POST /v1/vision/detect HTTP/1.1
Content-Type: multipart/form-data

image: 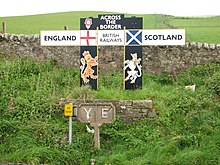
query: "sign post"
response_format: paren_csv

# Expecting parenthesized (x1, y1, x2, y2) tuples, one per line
(64, 103, 73, 145)
(90, 123, 102, 149)
(77, 103, 115, 149)
(124, 17, 143, 90)
(80, 18, 99, 90)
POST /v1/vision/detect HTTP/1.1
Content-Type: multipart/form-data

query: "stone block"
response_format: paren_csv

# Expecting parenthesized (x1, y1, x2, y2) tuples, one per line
(141, 109, 149, 113)
(209, 44, 216, 50)
(148, 109, 158, 118)
(119, 100, 133, 106)
(203, 43, 209, 49)
(133, 100, 153, 108)
(197, 42, 203, 49)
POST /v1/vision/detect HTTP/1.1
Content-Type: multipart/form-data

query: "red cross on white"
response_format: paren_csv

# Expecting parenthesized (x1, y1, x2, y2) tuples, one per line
(80, 30, 97, 46)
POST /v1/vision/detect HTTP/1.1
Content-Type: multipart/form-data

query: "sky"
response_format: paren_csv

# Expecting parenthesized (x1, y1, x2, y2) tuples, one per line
(0, 0, 220, 17)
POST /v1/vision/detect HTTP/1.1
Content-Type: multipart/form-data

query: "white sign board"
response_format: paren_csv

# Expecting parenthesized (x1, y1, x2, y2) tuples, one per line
(40, 30, 80, 46)
(98, 30, 124, 46)
(142, 29, 185, 45)
(41, 29, 185, 46)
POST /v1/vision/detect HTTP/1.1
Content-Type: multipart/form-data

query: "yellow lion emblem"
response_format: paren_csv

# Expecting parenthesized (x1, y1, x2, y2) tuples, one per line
(80, 51, 98, 83)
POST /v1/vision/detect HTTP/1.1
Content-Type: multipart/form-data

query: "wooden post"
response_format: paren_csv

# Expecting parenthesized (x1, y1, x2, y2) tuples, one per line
(90, 159, 95, 165)
(90, 123, 102, 149)
(2, 22, 6, 34)
(64, 26, 68, 30)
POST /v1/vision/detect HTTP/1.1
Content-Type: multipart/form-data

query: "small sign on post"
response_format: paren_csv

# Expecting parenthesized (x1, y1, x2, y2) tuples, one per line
(64, 103, 73, 145)
(64, 103, 73, 117)
(77, 103, 115, 149)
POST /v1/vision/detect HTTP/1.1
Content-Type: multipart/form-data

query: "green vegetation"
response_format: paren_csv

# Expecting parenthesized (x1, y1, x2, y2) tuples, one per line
(1, 55, 220, 164)
(1, 11, 220, 43)
(0, 12, 159, 34)
(169, 16, 220, 43)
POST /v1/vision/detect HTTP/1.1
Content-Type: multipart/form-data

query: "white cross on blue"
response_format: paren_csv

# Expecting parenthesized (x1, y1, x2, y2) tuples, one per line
(126, 30, 142, 45)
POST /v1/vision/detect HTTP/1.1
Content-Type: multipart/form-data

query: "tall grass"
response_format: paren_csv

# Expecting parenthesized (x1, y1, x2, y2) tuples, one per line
(0, 55, 220, 164)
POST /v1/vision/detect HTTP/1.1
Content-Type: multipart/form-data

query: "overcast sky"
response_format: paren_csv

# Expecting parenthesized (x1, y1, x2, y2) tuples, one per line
(1, 0, 220, 17)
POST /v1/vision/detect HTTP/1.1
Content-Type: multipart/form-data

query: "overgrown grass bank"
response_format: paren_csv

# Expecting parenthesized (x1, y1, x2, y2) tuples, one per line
(0, 56, 220, 164)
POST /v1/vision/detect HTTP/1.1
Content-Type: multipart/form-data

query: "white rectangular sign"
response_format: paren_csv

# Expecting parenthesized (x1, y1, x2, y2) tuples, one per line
(40, 30, 80, 46)
(98, 30, 124, 46)
(142, 29, 185, 45)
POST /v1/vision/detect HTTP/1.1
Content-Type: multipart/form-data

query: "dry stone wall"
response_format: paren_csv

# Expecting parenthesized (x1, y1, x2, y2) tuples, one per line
(1, 33, 220, 75)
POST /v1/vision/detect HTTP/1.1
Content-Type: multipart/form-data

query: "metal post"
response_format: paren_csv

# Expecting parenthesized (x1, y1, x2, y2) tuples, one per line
(69, 116, 72, 145)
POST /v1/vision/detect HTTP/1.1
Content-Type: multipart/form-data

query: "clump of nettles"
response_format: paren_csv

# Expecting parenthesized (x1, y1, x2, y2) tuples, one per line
(63, 85, 94, 103)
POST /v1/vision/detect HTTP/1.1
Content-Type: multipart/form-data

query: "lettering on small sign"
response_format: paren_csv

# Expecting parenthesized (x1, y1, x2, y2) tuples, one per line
(101, 108, 109, 118)
(84, 108, 92, 120)
(64, 103, 73, 117)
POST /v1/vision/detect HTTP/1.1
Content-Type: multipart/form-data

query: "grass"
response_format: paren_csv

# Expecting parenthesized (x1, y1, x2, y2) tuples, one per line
(169, 16, 220, 43)
(1, 55, 220, 164)
(0, 11, 158, 34)
(1, 11, 220, 43)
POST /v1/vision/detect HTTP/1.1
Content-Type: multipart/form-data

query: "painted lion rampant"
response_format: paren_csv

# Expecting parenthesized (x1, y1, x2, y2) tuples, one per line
(124, 53, 142, 84)
(80, 51, 98, 83)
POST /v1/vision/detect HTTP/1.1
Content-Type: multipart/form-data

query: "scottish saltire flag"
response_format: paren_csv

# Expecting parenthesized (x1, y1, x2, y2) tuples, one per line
(126, 30, 142, 45)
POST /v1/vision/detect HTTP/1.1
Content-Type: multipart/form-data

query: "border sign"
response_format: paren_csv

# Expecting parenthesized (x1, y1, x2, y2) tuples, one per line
(40, 13, 185, 91)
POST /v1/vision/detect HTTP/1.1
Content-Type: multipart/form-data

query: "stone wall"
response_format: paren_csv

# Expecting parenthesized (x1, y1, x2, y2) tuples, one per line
(1, 33, 220, 75)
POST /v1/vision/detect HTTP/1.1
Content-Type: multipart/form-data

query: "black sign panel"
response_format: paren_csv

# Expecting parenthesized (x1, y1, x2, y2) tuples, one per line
(124, 46, 142, 90)
(80, 46, 98, 90)
(98, 14, 125, 30)
(80, 17, 99, 30)
(124, 17, 143, 29)
(80, 17, 98, 90)
(79, 14, 143, 90)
